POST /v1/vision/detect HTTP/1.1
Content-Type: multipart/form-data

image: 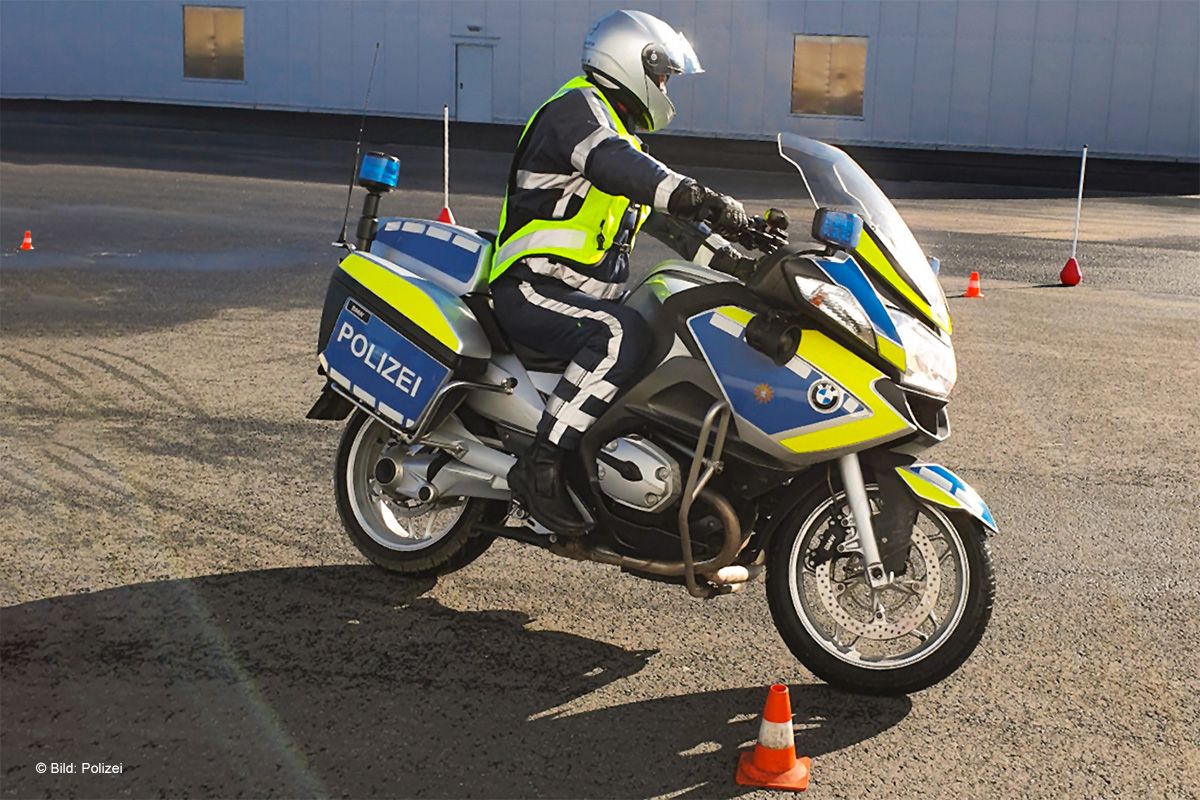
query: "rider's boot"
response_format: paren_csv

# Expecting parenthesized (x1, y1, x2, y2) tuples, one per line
(507, 438, 590, 535)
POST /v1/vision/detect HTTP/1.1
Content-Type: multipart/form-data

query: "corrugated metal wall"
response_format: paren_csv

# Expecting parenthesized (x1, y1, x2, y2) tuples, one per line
(2, 0, 1196, 160)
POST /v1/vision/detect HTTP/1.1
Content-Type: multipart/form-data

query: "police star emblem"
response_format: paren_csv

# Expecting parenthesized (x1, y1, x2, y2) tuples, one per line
(753, 383, 774, 404)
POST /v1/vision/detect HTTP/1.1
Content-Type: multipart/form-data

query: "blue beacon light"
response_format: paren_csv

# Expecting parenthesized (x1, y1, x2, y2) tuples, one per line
(354, 152, 401, 250)
(358, 151, 401, 191)
(814, 209, 864, 251)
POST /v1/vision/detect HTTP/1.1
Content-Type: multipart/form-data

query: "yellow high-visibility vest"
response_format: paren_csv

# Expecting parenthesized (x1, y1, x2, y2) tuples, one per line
(490, 76, 651, 282)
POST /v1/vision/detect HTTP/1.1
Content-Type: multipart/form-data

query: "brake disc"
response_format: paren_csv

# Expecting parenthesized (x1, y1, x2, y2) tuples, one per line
(814, 527, 942, 640)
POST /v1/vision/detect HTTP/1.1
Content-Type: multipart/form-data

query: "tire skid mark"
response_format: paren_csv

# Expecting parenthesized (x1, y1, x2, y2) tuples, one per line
(54, 441, 123, 474)
(50, 440, 134, 499)
(0, 452, 53, 501)
(18, 347, 88, 383)
(42, 427, 249, 538)
(62, 350, 197, 416)
(40, 429, 202, 561)
(0, 352, 89, 402)
(2, 450, 107, 521)
(93, 346, 196, 409)
(41, 447, 132, 502)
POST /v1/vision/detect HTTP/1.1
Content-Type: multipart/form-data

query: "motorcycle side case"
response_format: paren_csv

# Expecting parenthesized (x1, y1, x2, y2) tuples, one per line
(314, 249, 492, 428)
(318, 250, 491, 370)
(371, 217, 494, 296)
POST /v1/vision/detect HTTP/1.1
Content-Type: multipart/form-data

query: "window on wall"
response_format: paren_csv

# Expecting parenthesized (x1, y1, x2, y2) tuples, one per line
(183, 5, 244, 80)
(791, 35, 867, 117)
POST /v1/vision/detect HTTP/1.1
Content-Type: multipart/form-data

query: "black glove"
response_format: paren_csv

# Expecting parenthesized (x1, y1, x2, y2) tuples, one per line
(668, 180, 750, 236)
(667, 179, 708, 216)
(698, 193, 750, 236)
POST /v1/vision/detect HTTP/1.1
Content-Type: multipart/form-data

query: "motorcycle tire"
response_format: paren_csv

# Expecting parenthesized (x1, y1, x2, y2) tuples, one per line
(765, 487, 995, 696)
(334, 411, 508, 579)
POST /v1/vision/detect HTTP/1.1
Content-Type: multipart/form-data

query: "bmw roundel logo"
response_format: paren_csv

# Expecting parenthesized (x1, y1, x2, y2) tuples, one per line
(808, 380, 843, 413)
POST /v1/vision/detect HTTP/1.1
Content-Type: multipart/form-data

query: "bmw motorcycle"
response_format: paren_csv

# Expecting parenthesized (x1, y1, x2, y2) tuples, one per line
(307, 134, 997, 695)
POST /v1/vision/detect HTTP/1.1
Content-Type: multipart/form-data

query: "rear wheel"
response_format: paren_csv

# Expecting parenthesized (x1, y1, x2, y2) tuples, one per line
(334, 411, 507, 577)
(766, 486, 994, 695)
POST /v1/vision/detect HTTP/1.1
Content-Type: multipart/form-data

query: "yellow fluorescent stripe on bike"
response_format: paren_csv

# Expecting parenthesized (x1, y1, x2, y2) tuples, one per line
(896, 464, 998, 531)
(778, 330, 913, 454)
(897, 467, 960, 508)
(706, 308, 912, 454)
(876, 336, 907, 371)
(338, 252, 462, 352)
(716, 305, 755, 327)
(854, 231, 952, 335)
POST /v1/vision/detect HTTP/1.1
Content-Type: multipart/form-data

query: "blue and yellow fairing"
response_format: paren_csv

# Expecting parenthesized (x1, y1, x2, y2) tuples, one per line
(686, 306, 915, 460)
(853, 228, 952, 335)
(810, 253, 908, 372)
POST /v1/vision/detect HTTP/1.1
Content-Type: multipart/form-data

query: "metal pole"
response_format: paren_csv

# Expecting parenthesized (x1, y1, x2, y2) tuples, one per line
(1071, 144, 1088, 259)
(442, 104, 450, 211)
(335, 42, 380, 246)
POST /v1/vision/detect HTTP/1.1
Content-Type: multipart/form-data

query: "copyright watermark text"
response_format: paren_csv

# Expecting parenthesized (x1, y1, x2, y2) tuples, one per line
(35, 762, 124, 775)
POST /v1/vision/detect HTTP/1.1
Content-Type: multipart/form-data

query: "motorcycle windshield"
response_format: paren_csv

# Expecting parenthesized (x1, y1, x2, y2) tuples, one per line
(777, 133, 949, 330)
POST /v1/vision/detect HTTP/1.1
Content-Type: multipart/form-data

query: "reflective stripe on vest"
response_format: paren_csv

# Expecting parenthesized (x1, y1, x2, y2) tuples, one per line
(489, 76, 650, 283)
(492, 228, 589, 270)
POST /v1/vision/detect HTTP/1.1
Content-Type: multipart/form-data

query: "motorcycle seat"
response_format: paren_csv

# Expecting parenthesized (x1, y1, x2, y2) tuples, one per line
(510, 340, 571, 373)
(461, 292, 512, 355)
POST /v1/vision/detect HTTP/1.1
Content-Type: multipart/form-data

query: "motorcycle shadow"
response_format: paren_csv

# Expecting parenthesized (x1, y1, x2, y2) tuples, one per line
(2, 566, 910, 798)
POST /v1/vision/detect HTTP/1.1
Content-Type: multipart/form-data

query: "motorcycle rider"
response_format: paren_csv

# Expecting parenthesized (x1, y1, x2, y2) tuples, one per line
(490, 9, 756, 533)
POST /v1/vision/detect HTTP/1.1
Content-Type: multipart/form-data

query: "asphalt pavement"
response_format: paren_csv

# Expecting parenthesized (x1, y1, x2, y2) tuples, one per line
(2, 107, 1198, 799)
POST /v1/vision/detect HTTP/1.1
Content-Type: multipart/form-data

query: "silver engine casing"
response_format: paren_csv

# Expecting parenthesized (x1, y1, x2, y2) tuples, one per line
(597, 435, 681, 514)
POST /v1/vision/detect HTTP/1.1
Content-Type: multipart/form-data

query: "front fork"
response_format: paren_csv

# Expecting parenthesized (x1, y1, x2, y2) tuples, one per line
(837, 453, 893, 590)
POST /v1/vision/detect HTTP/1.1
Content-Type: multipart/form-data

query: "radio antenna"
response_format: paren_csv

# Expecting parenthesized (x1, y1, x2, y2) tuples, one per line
(335, 42, 381, 247)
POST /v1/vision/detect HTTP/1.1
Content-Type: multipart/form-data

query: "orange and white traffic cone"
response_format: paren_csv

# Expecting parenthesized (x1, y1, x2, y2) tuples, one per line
(963, 271, 983, 298)
(735, 684, 811, 792)
(19, 230, 34, 251)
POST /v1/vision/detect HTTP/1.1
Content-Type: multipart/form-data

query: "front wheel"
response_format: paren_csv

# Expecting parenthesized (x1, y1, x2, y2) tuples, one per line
(766, 486, 995, 695)
(334, 411, 508, 578)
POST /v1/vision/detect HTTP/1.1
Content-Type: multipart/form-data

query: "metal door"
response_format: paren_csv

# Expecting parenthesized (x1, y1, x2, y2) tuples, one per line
(455, 44, 493, 123)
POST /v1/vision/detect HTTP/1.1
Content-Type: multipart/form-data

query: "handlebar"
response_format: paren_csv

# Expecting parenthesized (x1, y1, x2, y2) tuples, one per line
(733, 209, 790, 254)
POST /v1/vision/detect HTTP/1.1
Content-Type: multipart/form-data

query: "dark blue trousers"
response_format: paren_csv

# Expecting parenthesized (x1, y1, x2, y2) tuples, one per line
(491, 272, 651, 449)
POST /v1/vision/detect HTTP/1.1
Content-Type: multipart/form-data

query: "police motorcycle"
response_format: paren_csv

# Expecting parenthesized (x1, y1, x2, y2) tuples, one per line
(307, 134, 997, 695)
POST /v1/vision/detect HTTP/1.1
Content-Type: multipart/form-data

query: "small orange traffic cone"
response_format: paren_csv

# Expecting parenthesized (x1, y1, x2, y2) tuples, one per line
(963, 271, 983, 298)
(735, 684, 811, 792)
(19, 230, 34, 251)
(436, 206, 457, 225)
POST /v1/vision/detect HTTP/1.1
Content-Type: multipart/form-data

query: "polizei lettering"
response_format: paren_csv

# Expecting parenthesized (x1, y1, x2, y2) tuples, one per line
(336, 321, 424, 397)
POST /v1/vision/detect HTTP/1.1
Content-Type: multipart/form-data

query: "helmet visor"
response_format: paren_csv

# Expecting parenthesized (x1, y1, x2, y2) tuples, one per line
(643, 30, 704, 77)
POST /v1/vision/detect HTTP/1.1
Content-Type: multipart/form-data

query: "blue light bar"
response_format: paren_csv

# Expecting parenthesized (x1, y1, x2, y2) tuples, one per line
(814, 208, 863, 250)
(358, 152, 401, 190)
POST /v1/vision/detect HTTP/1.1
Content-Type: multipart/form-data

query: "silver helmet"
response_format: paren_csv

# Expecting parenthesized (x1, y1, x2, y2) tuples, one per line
(582, 10, 703, 132)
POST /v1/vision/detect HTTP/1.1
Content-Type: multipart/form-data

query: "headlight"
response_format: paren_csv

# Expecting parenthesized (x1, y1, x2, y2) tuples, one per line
(889, 308, 956, 397)
(794, 276, 876, 348)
